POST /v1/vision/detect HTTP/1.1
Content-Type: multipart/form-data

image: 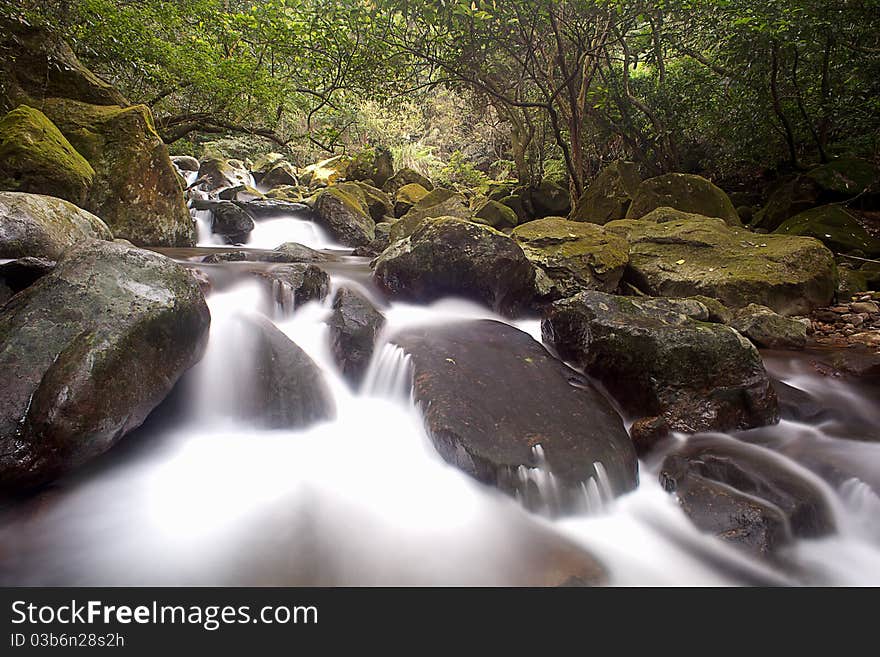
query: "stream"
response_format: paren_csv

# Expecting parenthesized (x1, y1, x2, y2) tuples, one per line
(1, 206, 879, 586)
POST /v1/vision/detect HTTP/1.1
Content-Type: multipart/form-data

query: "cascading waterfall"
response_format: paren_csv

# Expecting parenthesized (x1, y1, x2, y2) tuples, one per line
(3, 203, 880, 586)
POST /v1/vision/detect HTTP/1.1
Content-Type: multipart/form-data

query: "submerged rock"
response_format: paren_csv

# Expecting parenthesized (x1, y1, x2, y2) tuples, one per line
(660, 436, 836, 556)
(312, 186, 375, 247)
(511, 217, 629, 299)
(327, 286, 386, 386)
(626, 173, 740, 225)
(0, 105, 95, 205)
(0, 191, 112, 259)
(393, 319, 638, 512)
(606, 215, 836, 315)
(0, 241, 210, 491)
(41, 98, 194, 247)
(543, 291, 779, 433)
(373, 217, 535, 316)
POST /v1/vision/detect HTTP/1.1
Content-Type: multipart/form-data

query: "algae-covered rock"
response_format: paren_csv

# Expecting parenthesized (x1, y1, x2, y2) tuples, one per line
(41, 98, 194, 247)
(511, 217, 628, 299)
(0, 240, 210, 491)
(373, 217, 535, 316)
(0, 191, 112, 259)
(542, 291, 779, 433)
(606, 215, 836, 315)
(570, 161, 641, 224)
(0, 105, 94, 205)
(626, 173, 740, 226)
(312, 186, 375, 247)
(774, 205, 880, 257)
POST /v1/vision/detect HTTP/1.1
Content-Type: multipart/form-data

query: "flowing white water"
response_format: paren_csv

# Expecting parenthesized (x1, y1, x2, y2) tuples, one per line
(2, 239, 880, 585)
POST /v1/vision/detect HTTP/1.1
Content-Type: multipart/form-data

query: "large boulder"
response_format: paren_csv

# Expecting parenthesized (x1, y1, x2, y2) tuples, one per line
(751, 175, 821, 231)
(473, 199, 519, 231)
(805, 157, 879, 200)
(250, 152, 285, 179)
(392, 319, 638, 512)
(261, 161, 299, 189)
(570, 161, 641, 224)
(312, 186, 375, 247)
(0, 241, 210, 491)
(196, 156, 252, 191)
(511, 218, 629, 299)
(606, 215, 836, 315)
(0, 191, 112, 259)
(346, 145, 394, 188)
(0, 105, 95, 205)
(393, 182, 429, 217)
(0, 19, 127, 113)
(399, 188, 471, 224)
(40, 98, 194, 247)
(300, 155, 350, 188)
(210, 202, 254, 243)
(525, 180, 570, 218)
(373, 217, 535, 316)
(626, 173, 740, 226)
(542, 291, 779, 433)
(774, 205, 880, 257)
(382, 167, 434, 195)
(341, 181, 393, 222)
(252, 264, 330, 314)
(327, 286, 386, 386)
(221, 314, 335, 429)
(660, 436, 835, 556)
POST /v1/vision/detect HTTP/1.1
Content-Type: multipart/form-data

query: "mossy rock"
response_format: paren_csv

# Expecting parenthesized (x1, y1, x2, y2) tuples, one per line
(345, 180, 393, 222)
(399, 187, 471, 224)
(313, 186, 375, 247)
(729, 304, 807, 350)
(346, 145, 394, 188)
(382, 167, 434, 195)
(571, 161, 641, 224)
(774, 205, 880, 257)
(751, 175, 821, 231)
(218, 184, 264, 202)
(481, 180, 517, 202)
(0, 19, 127, 113)
(473, 199, 519, 231)
(0, 105, 94, 205)
(0, 191, 112, 259)
(805, 158, 879, 198)
(261, 161, 299, 188)
(525, 180, 570, 218)
(499, 193, 529, 224)
(40, 98, 194, 247)
(836, 267, 869, 299)
(606, 215, 836, 315)
(301, 154, 351, 188)
(511, 217, 629, 298)
(393, 182, 429, 217)
(627, 173, 740, 226)
(251, 152, 286, 175)
(197, 156, 252, 191)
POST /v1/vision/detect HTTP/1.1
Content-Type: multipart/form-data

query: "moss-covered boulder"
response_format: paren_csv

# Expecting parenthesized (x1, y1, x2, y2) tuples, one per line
(251, 152, 285, 177)
(751, 175, 821, 231)
(0, 191, 112, 259)
(570, 161, 641, 224)
(499, 192, 529, 225)
(261, 161, 299, 188)
(473, 199, 519, 231)
(0, 240, 210, 491)
(300, 154, 350, 188)
(393, 182, 429, 217)
(729, 304, 807, 350)
(373, 217, 535, 316)
(382, 167, 434, 195)
(542, 291, 779, 433)
(525, 180, 571, 218)
(0, 105, 94, 205)
(312, 186, 375, 247)
(399, 188, 471, 224)
(196, 156, 252, 191)
(217, 184, 264, 202)
(606, 215, 836, 315)
(805, 157, 879, 199)
(774, 205, 880, 257)
(346, 145, 394, 188)
(345, 181, 393, 222)
(626, 173, 740, 226)
(511, 217, 629, 299)
(0, 19, 127, 113)
(40, 98, 194, 246)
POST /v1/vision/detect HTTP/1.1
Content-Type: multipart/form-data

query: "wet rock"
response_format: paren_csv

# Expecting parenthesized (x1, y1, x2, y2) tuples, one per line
(729, 304, 808, 350)
(0, 240, 210, 491)
(228, 314, 335, 429)
(40, 98, 195, 247)
(210, 202, 255, 243)
(0, 257, 55, 305)
(393, 319, 638, 512)
(312, 186, 375, 247)
(628, 416, 672, 458)
(235, 199, 311, 218)
(218, 185, 264, 202)
(327, 286, 385, 386)
(262, 242, 330, 264)
(0, 191, 112, 259)
(606, 215, 836, 315)
(772, 379, 831, 423)
(660, 436, 836, 555)
(0, 105, 95, 206)
(252, 263, 330, 313)
(511, 217, 629, 300)
(171, 155, 199, 172)
(570, 160, 641, 224)
(373, 217, 535, 316)
(201, 251, 248, 264)
(543, 291, 779, 433)
(626, 173, 740, 226)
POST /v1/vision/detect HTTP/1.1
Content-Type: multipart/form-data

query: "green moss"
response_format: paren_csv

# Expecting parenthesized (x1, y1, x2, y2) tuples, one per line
(0, 105, 95, 204)
(626, 173, 740, 226)
(473, 199, 519, 230)
(806, 158, 879, 196)
(774, 204, 880, 256)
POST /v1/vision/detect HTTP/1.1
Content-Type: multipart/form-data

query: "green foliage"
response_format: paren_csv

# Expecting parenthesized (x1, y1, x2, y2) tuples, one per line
(435, 151, 489, 189)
